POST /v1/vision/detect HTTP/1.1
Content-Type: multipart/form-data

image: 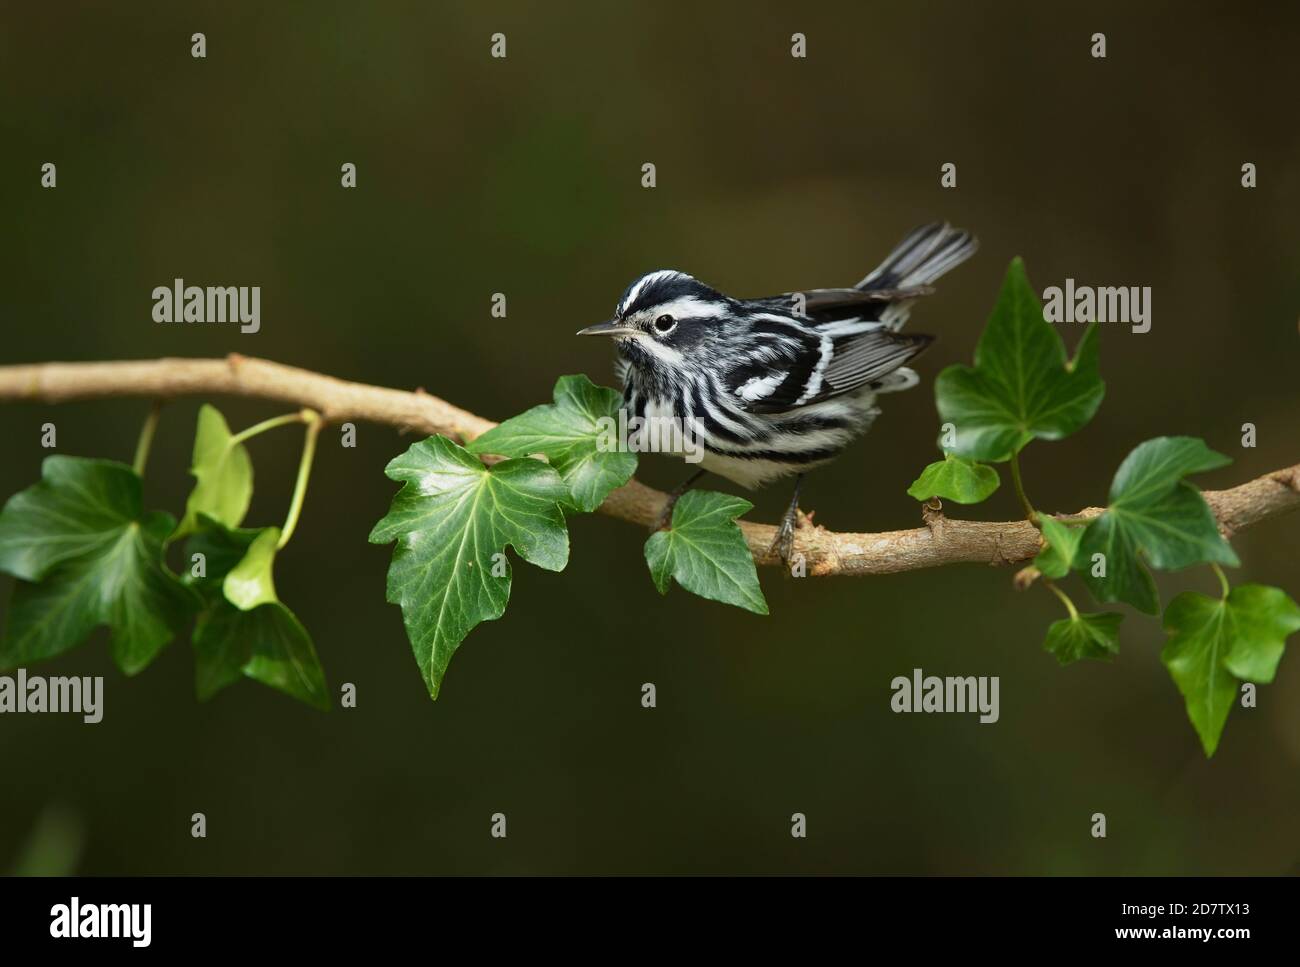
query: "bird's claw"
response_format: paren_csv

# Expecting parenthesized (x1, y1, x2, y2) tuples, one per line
(769, 507, 800, 570)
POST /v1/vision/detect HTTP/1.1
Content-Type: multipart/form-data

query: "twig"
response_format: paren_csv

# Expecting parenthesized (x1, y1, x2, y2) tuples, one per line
(1, 356, 1296, 577)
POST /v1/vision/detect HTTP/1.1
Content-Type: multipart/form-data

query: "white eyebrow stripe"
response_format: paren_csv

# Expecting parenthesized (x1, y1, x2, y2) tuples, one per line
(630, 295, 732, 321)
(619, 270, 682, 315)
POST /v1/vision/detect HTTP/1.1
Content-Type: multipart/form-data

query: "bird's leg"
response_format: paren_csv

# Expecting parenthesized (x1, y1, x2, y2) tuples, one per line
(768, 474, 805, 568)
(652, 468, 708, 531)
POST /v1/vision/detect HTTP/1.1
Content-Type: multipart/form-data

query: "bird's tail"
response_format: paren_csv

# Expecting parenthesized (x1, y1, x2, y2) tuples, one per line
(856, 222, 977, 329)
(858, 222, 977, 291)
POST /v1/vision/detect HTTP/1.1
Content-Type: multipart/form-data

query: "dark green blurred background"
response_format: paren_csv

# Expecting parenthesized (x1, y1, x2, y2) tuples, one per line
(1, 2, 1297, 875)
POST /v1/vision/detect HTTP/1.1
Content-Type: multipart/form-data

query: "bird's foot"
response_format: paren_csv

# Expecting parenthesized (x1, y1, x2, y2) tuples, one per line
(768, 503, 802, 570)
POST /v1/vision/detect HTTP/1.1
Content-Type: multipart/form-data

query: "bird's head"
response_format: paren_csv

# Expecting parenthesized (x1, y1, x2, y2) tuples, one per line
(577, 270, 735, 377)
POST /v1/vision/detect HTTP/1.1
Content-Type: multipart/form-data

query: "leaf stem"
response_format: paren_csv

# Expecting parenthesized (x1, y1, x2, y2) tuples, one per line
(1211, 562, 1231, 599)
(277, 411, 323, 550)
(1045, 579, 1079, 620)
(1009, 452, 1036, 521)
(228, 410, 308, 449)
(132, 400, 163, 477)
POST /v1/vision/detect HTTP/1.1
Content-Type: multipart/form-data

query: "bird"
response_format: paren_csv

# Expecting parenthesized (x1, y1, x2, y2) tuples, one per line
(576, 222, 978, 566)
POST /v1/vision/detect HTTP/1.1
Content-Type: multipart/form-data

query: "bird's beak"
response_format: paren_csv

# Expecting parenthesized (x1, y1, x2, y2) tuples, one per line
(576, 319, 636, 337)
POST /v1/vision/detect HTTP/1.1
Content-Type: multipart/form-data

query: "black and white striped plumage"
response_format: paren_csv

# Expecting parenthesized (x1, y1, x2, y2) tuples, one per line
(584, 223, 977, 490)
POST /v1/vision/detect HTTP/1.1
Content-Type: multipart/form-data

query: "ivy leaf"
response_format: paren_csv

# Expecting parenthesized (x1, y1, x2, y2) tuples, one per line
(183, 514, 262, 593)
(468, 374, 637, 512)
(1043, 611, 1123, 665)
(644, 491, 768, 615)
(1078, 437, 1238, 614)
(184, 518, 328, 710)
(369, 435, 571, 699)
(0, 455, 145, 582)
(906, 453, 1000, 504)
(1217, 584, 1300, 683)
(222, 527, 280, 610)
(173, 404, 253, 539)
(193, 600, 328, 710)
(934, 258, 1104, 462)
(1162, 583, 1300, 756)
(1034, 514, 1084, 580)
(0, 457, 197, 674)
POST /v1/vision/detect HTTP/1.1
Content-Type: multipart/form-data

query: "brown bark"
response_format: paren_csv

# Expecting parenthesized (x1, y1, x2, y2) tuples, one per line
(2, 355, 1296, 576)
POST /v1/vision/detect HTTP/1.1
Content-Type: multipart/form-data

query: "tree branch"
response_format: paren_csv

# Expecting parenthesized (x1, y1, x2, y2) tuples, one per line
(1, 355, 1296, 576)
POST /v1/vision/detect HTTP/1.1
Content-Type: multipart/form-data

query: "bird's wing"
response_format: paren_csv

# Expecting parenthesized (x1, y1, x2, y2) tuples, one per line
(749, 286, 934, 324)
(728, 322, 934, 414)
(817, 329, 934, 397)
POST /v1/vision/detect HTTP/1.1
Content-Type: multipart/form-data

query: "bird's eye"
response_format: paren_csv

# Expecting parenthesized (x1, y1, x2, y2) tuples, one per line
(654, 314, 676, 332)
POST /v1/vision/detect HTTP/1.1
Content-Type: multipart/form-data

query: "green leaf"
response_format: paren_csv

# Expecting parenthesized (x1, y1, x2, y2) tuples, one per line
(369, 435, 571, 699)
(183, 518, 328, 710)
(1078, 437, 1238, 614)
(1043, 611, 1123, 665)
(182, 513, 262, 592)
(1034, 514, 1084, 580)
(934, 258, 1104, 462)
(644, 491, 768, 615)
(1218, 584, 1300, 683)
(1161, 584, 1300, 757)
(1102, 435, 1233, 503)
(0, 455, 145, 582)
(468, 374, 637, 512)
(193, 599, 329, 710)
(906, 454, 1000, 504)
(173, 404, 253, 539)
(222, 527, 280, 611)
(0, 457, 197, 674)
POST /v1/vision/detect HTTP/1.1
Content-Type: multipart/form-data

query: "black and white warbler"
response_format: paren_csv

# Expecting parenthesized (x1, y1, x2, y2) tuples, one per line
(577, 222, 977, 564)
